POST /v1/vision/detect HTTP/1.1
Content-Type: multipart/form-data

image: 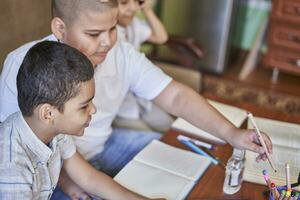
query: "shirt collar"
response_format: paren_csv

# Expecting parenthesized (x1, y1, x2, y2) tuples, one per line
(15, 112, 55, 163)
(95, 41, 118, 77)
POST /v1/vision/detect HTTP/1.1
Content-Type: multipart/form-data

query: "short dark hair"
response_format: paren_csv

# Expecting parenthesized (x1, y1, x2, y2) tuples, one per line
(52, 0, 118, 25)
(17, 41, 94, 116)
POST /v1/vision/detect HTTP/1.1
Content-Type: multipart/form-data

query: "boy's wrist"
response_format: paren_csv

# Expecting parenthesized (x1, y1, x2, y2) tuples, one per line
(141, 7, 152, 13)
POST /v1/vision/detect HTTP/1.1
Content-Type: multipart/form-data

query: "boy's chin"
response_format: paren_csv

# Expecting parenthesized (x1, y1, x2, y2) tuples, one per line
(72, 129, 85, 137)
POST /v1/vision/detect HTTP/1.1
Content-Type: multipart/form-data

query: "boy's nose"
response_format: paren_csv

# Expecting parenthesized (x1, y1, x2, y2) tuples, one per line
(90, 102, 97, 115)
(99, 32, 111, 47)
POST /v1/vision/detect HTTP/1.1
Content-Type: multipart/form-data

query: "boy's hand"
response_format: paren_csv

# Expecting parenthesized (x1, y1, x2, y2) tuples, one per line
(59, 171, 91, 200)
(227, 128, 272, 161)
(140, 0, 154, 11)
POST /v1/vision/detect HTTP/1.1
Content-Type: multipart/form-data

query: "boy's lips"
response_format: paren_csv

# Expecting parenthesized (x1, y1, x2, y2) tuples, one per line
(84, 119, 91, 127)
(95, 51, 108, 57)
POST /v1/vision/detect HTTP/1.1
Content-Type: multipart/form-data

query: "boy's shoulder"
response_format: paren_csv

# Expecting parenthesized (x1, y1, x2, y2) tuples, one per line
(113, 40, 141, 58)
(0, 113, 27, 163)
(5, 34, 56, 65)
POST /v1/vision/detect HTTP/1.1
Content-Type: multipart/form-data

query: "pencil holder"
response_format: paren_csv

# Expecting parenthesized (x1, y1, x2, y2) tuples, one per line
(269, 186, 284, 200)
(269, 186, 300, 200)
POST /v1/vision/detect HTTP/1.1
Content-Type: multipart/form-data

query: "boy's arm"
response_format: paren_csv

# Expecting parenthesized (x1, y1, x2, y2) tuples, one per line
(153, 80, 272, 158)
(63, 151, 161, 200)
(141, 1, 168, 44)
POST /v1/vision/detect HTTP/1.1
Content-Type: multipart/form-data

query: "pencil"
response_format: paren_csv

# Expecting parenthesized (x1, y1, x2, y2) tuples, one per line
(286, 163, 291, 191)
(247, 112, 277, 172)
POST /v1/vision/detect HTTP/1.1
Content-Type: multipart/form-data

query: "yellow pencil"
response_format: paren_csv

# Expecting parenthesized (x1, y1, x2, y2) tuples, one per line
(248, 112, 277, 172)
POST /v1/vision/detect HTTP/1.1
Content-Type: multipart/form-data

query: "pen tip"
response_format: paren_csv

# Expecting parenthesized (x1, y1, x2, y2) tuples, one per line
(262, 169, 267, 175)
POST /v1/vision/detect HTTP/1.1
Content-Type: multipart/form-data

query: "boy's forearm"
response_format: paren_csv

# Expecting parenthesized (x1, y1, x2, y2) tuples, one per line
(154, 81, 237, 142)
(142, 8, 168, 44)
(64, 152, 149, 200)
(86, 171, 149, 200)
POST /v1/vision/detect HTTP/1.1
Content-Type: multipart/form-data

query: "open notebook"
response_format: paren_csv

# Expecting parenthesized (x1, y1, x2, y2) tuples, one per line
(244, 117, 300, 191)
(114, 140, 211, 200)
(171, 100, 248, 144)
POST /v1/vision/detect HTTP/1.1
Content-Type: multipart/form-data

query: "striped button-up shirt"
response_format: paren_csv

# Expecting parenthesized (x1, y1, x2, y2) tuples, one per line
(0, 112, 76, 199)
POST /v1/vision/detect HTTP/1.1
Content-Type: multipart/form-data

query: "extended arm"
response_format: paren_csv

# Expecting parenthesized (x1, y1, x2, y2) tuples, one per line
(63, 151, 163, 200)
(153, 80, 272, 155)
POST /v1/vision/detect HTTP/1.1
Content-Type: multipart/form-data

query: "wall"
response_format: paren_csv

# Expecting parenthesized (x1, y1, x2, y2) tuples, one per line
(0, 0, 51, 72)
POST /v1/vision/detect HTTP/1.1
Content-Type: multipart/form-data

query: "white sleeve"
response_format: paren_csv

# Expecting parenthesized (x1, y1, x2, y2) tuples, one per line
(0, 53, 24, 121)
(134, 18, 152, 44)
(125, 45, 172, 100)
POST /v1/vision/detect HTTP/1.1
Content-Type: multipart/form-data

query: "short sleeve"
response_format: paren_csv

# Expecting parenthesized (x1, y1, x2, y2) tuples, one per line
(124, 45, 172, 100)
(134, 18, 152, 44)
(57, 135, 76, 160)
(0, 164, 33, 200)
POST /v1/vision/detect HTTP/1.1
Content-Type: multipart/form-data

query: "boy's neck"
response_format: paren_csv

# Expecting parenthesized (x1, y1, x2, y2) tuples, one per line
(24, 116, 57, 145)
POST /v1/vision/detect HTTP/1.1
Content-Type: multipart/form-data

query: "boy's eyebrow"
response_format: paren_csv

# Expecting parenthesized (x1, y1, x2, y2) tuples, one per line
(86, 22, 117, 32)
(80, 96, 94, 105)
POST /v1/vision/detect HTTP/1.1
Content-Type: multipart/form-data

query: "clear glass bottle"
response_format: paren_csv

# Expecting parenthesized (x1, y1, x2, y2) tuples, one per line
(223, 148, 246, 194)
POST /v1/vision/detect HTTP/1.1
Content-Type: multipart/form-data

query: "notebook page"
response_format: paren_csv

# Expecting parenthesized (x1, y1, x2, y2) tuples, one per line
(171, 100, 247, 144)
(134, 140, 211, 181)
(114, 161, 194, 200)
(171, 118, 226, 144)
(244, 117, 300, 190)
(207, 100, 248, 128)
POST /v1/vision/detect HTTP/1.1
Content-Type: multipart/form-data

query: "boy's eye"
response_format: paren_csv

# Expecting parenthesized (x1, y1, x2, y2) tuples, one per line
(88, 33, 100, 37)
(80, 105, 88, 110)
(110, 26, 116, 32)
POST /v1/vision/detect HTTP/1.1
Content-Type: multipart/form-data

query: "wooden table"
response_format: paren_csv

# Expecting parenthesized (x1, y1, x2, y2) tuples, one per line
(161, 130, 269, 200)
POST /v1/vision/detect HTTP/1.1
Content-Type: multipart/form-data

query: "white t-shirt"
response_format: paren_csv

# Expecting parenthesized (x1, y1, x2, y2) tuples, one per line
(0, 34, 172, 159)
(116, 17, 152, 119)
(117, 17, 152, 50)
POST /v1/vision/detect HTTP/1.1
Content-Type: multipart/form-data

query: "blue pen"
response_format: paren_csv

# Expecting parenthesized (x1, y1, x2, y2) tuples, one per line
(178, 138, 219, 165)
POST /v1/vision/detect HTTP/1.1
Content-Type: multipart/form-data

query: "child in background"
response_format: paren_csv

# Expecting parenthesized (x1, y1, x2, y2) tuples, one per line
(0, 0, 273, 199)
(0, 41, 159, 200)
(115, 0, 174, 133)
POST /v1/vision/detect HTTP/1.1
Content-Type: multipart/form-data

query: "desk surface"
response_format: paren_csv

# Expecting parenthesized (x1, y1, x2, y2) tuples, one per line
(161, 130, 269, 200)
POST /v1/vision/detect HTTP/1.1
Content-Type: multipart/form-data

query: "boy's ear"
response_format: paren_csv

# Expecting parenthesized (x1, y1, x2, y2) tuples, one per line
(38, 104, 56, 124)
(51, 17, 66, 41)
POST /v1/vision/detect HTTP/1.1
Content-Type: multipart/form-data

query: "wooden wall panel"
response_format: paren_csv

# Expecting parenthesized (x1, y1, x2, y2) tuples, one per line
(0, 0, 51, 72)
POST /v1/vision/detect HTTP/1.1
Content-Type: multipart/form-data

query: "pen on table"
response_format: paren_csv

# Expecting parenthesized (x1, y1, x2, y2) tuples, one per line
(199, 145, 226, 168)
(270, 182, 280, 199)
(177, 135, 214, 150)
(294, 192, 300, 200)
(290, 191, 297, 200)
(247, 112, 277, 172)
(286, 163, 291, 191)
(285, 190, 291, 199)
(178, 138, 219, 165)
(279, 190, 286, 200)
